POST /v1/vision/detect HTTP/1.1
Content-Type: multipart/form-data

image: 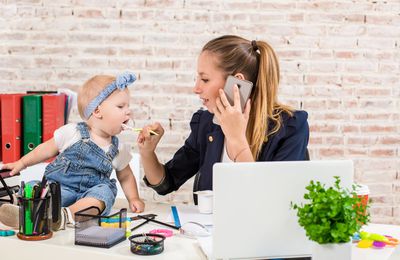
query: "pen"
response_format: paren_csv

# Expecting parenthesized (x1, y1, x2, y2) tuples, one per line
(171, 206, 181, 228)
(33, 186, 50, 234)
(137, 215, 180, 230)
(39, 175, 47, 195)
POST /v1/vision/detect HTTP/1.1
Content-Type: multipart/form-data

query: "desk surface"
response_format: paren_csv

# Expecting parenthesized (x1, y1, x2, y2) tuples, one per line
(1, 201, 400, 260)
(1, 202, 205, 260)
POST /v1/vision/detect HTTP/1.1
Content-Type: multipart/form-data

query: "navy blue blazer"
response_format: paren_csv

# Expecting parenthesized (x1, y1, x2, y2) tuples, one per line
(144, 109, 309, 195)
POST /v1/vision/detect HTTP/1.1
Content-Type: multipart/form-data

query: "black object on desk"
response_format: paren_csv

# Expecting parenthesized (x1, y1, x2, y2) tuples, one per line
(130, 214, 156, 232)
(129, 233, 166, 255)
(137, 214, 180, 230)
(0, 169, 20, 204)
(74, 206, 127, 248)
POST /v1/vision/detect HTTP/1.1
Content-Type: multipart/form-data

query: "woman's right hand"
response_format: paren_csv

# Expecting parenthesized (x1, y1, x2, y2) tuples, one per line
(1, 160, 26, 176)
(137, 122, 164, 154)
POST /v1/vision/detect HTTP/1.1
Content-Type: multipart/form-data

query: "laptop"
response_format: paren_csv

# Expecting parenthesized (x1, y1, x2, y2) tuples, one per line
(212, 160, 353, 260)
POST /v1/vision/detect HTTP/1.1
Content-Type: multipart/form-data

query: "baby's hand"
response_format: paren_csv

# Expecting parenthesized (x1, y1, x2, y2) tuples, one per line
(1, 160, 26, 176)
(129, 198, 145, 213)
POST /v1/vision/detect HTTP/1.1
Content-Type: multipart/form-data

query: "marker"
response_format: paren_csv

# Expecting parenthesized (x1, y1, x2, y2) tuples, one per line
(171, 206, 181, 228)
(24, 183, 33, 235)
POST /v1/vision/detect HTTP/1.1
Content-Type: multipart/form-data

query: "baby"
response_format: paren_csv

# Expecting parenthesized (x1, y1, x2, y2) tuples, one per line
(0, 71, 144, 230)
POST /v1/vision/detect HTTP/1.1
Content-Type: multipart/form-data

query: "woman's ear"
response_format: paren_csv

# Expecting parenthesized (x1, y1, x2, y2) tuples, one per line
(92, 107, 103, 119)
(233, 73, 246, 80)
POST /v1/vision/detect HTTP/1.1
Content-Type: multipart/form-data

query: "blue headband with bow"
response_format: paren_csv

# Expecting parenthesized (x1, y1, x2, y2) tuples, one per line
(83, 71, 136, 120)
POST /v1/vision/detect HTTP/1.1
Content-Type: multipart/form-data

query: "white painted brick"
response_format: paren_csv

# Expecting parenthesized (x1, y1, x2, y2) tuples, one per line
(0, 0, 398, 224)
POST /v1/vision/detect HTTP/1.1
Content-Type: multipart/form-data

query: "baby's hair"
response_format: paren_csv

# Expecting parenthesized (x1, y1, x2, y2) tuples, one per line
(77, 75, 116, 119)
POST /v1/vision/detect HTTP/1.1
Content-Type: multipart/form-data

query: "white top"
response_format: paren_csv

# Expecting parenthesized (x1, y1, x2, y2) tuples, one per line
(221, 140, 233, 163)
(54, 123, 132, 171)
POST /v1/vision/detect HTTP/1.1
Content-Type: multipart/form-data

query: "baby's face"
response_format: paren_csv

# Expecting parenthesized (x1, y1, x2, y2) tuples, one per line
(98, 88, 131, 136)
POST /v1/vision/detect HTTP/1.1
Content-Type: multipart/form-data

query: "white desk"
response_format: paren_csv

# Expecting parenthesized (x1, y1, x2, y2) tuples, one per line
(352, 223, 400, 260)
(0, 201, 205, 259)
(1, 199, 400, 260)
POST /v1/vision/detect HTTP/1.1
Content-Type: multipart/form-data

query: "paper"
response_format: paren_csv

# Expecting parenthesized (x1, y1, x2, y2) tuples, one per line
(197, 236, 213, 260)
(75, 226, 125, 247)
(168, 204, 213, 226)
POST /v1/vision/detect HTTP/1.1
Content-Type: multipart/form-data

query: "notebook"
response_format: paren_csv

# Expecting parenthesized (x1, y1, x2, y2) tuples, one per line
(75, 226, 126, 248)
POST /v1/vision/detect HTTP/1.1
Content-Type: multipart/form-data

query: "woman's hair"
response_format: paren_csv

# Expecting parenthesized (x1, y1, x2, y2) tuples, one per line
(202, 35, 293, 159)
(77, 75, 116, 119)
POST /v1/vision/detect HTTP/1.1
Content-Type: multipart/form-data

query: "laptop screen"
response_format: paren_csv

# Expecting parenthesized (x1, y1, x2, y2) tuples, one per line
(212, 160, 353, 259)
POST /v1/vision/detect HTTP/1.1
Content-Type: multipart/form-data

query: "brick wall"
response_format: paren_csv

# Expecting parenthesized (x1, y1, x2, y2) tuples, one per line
(1, 1, 399, 224)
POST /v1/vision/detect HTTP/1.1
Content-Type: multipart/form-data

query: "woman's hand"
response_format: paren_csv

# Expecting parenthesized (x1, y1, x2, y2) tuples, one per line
(214, 85, 253, 160)
(137, 122, 164, 155)
(214, 85, 251, 143)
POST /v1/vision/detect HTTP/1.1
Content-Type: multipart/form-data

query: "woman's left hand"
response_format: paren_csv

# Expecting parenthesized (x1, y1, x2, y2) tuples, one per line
(214, 85, 251, 144)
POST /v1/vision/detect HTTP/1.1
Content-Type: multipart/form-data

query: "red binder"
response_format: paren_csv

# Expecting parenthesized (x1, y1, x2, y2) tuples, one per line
(42, 94, 66, 142)
(1, 94, 24, 163)
(0, 94, 3, 161)
(42, 94, 66, 162)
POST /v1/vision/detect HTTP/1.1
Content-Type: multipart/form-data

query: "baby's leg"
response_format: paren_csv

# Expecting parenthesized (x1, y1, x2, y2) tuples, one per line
(79, 182, 117, 216)
(68, 197, 105, 221)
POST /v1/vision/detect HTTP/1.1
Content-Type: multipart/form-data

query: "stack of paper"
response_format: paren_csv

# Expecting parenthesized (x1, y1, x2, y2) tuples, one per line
(75, 226, 125, 248)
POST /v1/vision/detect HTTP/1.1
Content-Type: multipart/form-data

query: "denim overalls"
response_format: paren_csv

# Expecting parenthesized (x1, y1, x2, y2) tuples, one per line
(44, 122, 119, 215)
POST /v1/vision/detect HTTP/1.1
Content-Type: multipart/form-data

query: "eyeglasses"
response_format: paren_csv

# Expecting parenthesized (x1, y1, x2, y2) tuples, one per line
(179, 221, 211, 238)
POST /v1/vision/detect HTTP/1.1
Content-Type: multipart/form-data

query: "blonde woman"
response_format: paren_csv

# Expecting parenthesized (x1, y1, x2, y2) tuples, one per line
(138, 35, 309, 199)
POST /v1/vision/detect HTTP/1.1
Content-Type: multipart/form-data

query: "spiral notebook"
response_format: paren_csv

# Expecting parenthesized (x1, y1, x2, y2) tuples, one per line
(75, 226, 126, 248)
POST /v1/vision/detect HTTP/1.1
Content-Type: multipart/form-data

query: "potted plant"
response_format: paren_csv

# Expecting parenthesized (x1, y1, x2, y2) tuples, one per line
(291, 176, 369, 260)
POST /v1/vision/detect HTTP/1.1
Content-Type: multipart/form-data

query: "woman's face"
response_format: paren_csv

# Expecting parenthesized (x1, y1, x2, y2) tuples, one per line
(193, 51, 226, 114)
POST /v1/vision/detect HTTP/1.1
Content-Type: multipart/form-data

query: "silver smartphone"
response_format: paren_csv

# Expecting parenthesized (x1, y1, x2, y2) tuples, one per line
(213, 75, 253, 124)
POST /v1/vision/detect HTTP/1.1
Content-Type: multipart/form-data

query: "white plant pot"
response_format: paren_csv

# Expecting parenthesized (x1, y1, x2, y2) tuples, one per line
(312, 241, 351, 260)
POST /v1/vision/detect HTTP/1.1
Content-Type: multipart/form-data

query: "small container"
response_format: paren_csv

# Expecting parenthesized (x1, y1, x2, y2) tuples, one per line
(74, 206, 127, 248)
(129, 233, 166, 255)
(194, 190, 213, 214)
(355, 184, 369, 222)
(17, 195, 53, 241)
(355, 184, 369, 208)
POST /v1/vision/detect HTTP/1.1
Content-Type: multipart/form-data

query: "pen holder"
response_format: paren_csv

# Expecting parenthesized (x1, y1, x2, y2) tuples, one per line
(17, 195, 53, 241)
(74, 206, 128, 248)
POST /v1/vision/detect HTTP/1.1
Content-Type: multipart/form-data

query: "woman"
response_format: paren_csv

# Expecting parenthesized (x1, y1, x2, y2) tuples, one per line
(137, 35, 309, 198)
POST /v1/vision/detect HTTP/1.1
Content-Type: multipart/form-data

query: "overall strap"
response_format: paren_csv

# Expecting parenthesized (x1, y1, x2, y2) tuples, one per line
(107, 136, 119, 159)
(77, 122, 90, 140)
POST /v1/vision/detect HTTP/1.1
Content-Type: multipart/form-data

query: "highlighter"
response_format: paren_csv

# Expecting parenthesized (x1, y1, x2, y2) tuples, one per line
(24, 183, 33, 235)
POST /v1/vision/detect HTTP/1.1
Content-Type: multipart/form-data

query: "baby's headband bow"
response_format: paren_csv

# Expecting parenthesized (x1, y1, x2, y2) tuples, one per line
(84, 71, 136, 120)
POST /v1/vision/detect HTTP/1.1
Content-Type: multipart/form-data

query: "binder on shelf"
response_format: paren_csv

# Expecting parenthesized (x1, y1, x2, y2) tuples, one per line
(42, 94, 66, 162)
(22, 95, 42, 155)
(1, 94, 24, 163)
(42, 94, 66, 142)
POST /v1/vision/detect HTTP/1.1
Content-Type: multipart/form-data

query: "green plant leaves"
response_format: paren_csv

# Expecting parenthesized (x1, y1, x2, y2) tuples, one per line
(291, 176, 370, 244)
